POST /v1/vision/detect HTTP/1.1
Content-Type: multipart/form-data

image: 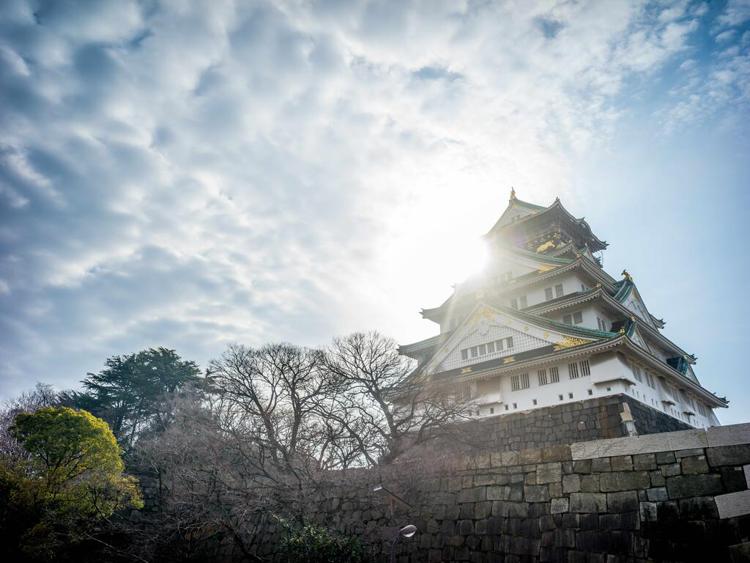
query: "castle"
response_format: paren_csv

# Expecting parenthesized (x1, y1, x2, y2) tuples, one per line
(400, 191, 726, 429)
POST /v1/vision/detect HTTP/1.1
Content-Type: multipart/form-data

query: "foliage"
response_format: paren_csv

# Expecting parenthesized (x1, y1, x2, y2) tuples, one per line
(62, 347, 201, 450)
(1, 407, 142, 561)
(279, 519, 369, 563)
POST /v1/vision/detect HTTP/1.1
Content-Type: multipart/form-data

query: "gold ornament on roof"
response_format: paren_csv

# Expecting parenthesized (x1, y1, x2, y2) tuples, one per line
(553, 337, 589, 350)
(503, 356, 515, 364)
(622, 269, 633, 281)
(536, 240, 557, 253)
(510, 187, 516, 201)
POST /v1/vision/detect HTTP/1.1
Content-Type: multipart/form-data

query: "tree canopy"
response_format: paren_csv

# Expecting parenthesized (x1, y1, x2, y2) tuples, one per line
(63, 347, 202, 449)
(2, 407, 142, 561)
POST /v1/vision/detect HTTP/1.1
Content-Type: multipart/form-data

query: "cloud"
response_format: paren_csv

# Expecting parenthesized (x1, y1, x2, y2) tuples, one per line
(0, 0, 741, 396)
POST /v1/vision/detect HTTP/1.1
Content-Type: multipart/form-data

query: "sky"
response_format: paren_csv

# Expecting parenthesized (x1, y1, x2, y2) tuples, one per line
(1, 0, 748, 424)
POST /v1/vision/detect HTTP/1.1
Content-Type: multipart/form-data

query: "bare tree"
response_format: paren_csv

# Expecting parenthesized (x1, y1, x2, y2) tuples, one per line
(0, 382, 60, 458)
(322, 331, 471, 465)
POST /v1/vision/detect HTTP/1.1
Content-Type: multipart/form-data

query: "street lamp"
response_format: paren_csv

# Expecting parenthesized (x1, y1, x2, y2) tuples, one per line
(389, 524, 417, 563)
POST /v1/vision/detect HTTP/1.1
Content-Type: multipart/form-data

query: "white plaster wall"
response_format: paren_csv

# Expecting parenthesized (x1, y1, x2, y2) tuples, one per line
(466, 351, 718, 428)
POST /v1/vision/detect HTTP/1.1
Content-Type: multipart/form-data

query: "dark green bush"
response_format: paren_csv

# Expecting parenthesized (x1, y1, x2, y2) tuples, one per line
(279, 519, 370, 563)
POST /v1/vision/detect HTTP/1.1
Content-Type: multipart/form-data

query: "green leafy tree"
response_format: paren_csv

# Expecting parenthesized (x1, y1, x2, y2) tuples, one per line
(63, 347, 202, 449)
(1, 407, 142, 561)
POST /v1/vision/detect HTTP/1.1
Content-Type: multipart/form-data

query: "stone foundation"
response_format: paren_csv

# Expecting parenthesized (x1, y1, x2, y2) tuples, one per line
(253, 423, 750, 562)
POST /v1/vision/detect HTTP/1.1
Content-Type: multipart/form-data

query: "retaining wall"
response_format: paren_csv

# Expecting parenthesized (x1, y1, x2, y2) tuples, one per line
(255, 423, 750, 562)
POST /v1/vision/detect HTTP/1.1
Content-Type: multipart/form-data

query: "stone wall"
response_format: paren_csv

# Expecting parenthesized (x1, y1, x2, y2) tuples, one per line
(433, 395, 692, 456)
(255, 423, 750, 562)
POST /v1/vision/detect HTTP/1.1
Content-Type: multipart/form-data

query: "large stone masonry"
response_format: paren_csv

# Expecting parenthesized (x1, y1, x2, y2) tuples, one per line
(252, 423, 750, 562)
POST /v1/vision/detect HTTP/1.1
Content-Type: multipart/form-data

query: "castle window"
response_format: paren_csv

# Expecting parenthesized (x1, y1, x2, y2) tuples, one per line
(478, 344, 487, 356)
(597, 317, 607, 331)
(506, 337, 513, 349)
(505, 404, 509, 411)
(490, 407, 495, 414)
(537, 369, 548, 385)
(568, 362, 580, 379)
(533, 399, 537, 405)
(568, 392, 573, 399)
(545, 287, 554, 300)
(513, 403, 517, 409)
(495, 339, 504, 352)
(573, 311, 583, 324)
(510, 298, 518, 309)
(511, 372, 529, 391)
(470, 346, 478, 358)
(549, 367, 560, 383)
(555, 284, 564, 298)
(633, 365, 643, 382)
(580, 360, 590, 376)
(558, 394, 563, 400)
(461, 349, 468, 361)
(563, 314, 572, 325)
(487, 341, 496, 354)
(588, 389, 593, 395)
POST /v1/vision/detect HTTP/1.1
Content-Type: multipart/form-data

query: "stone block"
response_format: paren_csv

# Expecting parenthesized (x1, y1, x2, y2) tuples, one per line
(678, 496, 719, 519)
(639, 501, 658, 522)
(458, 487, 486, 503)
(525, 484, 550, 502)
(656, 451, 676, 465)
(536, 462, 562, 483)
(606, 491, 639, 512)
(486, 485, 508, 501)
(509, 482, 524, 501)
(719, 466, 748, 493)
(551, 497, 569, 514)
(610, 455, 633, 471)
(728, 541, 750, 563)
(646, 487, 668, 501)
(459, 519, 474, 535)
(681, 455, 709, 475)
(715, 489, 750, 519)
(518, 448, 543, 464)
(591, 457, 612, 472)
(650, 470, 665, 486)
(570, 428, 707, 459)
(633, 453, 657, 471)
(666, 474, 723, 499)
(707, 445, 750, 467)
(569, 492, 607, 513)
(573, 459, 592, 474)
(707, 423, 750, 447)
(475, 501, 492, 519)
(599, 471, 650, 492)
(548, 482, 562, 498)
(563, 474, 581, 493)
(580, 474, 600, 492)
(660, 463, 681, 477)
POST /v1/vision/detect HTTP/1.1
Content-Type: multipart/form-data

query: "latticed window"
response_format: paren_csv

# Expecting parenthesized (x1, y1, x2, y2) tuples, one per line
(550, 366, 560, 383)
(580, 360, 591, 376)
(545, 287, 554, 300)
(538, 369, 548, 385)
(568, 362, 579, 379)
(511, 373, 530, 391)
(555, 284, 564, 297)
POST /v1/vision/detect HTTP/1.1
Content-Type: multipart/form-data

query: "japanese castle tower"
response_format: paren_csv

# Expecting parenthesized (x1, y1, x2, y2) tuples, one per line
(400, 191, 725, 428)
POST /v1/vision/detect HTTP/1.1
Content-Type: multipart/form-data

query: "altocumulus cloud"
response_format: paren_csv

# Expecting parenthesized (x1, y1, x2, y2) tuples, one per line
(0, 0, 748, 396)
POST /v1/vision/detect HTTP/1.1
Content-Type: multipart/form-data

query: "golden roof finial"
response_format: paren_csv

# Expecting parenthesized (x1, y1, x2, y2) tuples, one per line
(621, 269, 632, 281)
(510, 187, 516, 201)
